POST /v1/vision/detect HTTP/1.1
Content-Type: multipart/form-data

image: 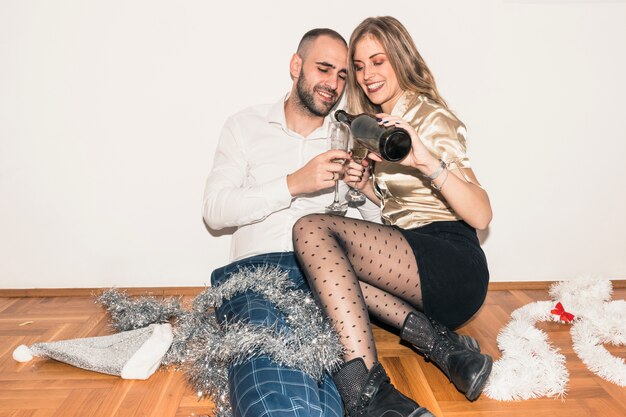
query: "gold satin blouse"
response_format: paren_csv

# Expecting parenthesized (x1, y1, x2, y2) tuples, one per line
(373, 93, 470, 229)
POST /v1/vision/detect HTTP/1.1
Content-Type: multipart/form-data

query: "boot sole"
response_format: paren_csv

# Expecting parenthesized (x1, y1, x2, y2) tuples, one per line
(464, 355, 493, 401)
(409, 407, 436, 417)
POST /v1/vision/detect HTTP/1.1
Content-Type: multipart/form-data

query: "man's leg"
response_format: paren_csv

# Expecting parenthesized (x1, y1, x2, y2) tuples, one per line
(211, 252, 342, 417)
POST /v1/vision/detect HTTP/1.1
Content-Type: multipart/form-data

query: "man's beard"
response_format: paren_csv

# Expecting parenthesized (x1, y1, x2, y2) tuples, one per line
(295, 70, 337, 117)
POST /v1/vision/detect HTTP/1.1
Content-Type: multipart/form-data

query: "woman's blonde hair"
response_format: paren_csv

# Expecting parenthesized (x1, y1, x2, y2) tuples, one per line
(346, 16, 447, 115)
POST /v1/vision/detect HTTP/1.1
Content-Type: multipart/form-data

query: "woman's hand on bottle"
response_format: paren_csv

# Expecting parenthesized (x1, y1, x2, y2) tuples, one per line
(375, 113, 438, 172)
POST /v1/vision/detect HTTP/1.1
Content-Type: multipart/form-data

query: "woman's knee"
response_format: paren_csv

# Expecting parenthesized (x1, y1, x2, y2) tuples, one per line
(292, 214, 329, 245)
(293, 213, 325, 231)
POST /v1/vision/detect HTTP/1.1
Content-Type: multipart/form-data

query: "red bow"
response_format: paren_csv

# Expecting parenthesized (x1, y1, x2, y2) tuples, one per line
(551, 302, 575, 323)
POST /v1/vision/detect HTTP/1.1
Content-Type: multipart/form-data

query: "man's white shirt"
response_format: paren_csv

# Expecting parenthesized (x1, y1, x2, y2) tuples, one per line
(203, 94, 380, 261)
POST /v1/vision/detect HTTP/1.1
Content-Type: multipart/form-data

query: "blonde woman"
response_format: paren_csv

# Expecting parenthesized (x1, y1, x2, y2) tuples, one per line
(293, 16, 492, 417)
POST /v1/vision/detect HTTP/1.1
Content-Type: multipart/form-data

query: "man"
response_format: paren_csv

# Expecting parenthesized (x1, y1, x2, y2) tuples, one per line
(203, 29, 379, 417)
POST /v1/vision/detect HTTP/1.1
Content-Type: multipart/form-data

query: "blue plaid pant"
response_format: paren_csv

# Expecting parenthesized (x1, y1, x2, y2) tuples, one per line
(210, 252, 343, 417)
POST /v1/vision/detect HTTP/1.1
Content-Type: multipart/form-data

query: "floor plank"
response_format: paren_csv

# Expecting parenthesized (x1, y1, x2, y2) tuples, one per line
(0, 289, 624, 417)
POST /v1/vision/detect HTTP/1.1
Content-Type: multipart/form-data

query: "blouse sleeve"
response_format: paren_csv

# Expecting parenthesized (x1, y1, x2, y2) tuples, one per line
(416, 109, 470, 170)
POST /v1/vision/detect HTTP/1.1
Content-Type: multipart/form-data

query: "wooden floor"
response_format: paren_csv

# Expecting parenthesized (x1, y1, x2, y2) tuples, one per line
(1, 288, 624, 417)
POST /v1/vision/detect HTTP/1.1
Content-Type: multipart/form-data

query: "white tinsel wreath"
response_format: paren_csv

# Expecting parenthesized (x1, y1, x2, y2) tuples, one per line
(485, 277, 626, 401)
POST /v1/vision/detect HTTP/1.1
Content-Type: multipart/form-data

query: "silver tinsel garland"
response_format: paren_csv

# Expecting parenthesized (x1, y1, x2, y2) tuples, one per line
(96, 289, 182, 332)
(97, 265, 343, 417)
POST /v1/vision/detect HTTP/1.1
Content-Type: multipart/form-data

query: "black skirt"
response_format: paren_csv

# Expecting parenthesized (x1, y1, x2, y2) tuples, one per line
(397, 220, 489, 329)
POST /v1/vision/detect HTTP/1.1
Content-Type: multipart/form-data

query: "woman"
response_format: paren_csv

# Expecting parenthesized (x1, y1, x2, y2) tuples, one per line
(292, 16, 493, 417)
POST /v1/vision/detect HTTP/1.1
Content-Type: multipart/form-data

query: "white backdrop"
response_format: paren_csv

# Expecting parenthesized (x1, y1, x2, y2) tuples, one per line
(1, 0, 625, 289)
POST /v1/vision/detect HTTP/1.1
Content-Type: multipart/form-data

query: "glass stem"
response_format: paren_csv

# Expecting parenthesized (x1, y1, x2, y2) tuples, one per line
(333, 181, 340, 203)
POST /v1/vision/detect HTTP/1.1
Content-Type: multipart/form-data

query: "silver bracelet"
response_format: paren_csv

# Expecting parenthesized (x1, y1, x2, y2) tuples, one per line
(431, 168, 449, 191)
(425, 159, 447, 180)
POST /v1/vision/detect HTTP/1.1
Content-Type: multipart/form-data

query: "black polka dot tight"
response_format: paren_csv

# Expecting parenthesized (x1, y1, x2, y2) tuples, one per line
(293, 214, 424, 369)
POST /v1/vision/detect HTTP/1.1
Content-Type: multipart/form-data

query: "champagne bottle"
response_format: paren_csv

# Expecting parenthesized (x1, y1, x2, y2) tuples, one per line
(335, 110, 411, 162)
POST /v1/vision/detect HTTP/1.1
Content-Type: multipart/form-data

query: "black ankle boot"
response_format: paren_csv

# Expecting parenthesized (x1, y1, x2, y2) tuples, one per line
(426, 316, 480, 352)
(332, 358, 435, 417)
(400, 312, 492, 401)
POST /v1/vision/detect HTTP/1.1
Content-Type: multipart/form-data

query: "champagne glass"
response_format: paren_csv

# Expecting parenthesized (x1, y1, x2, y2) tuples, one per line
(345, 135, 368, 206)
(325, 121, 349, 215)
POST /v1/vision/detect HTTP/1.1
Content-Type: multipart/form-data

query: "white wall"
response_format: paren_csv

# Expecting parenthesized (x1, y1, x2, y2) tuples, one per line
(1, 0, 625, 289)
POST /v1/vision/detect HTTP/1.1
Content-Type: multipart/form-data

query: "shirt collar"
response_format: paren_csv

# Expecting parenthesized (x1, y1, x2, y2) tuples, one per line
(266, 92, 332, 139)
(266, 93, 290, 126)
(390, 91, 414, 117)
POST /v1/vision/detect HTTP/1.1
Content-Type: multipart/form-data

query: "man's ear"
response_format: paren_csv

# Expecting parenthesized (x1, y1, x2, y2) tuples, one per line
(289, 53, 302, 80)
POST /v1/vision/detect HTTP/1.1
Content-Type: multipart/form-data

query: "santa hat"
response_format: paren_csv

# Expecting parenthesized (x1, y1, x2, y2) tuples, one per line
(13, 323, 173, 380)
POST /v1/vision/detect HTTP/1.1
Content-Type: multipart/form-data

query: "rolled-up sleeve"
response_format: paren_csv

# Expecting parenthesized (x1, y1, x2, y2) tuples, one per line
(418, 110, 470, 170)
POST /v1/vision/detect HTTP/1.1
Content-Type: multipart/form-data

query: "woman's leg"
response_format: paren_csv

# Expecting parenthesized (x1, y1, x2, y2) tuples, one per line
(293, 214, 423, 369)
(293, 214, 437, 417)
(359, 282, 418, 328)
(293, 214, 492, 404)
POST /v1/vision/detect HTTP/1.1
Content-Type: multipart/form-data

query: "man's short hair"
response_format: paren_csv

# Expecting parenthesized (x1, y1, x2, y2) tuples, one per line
(296, 28, 347, 59)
